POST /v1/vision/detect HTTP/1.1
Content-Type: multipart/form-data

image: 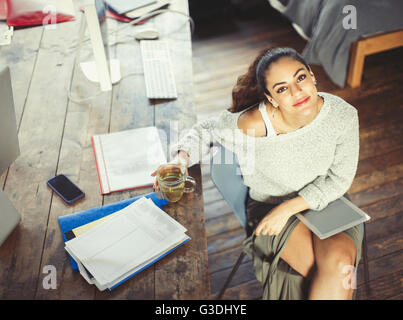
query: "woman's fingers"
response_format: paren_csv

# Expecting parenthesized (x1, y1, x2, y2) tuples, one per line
(151, 169, 159, 191)
(255, 224, 262, 236)
(255, 225, 265, 236)
(153, 179, 159, 191)
(262, 226, 272, 236)
(255, 222, 278, 237)
(255, 217, 268, 236)
(152, 169, 159, 191)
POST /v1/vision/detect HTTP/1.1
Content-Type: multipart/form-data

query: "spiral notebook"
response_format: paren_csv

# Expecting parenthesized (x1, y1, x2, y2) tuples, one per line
(296, 197, 371, 240)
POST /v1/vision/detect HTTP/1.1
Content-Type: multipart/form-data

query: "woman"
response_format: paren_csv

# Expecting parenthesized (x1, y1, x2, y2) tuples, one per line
(152, 47, 362, 300)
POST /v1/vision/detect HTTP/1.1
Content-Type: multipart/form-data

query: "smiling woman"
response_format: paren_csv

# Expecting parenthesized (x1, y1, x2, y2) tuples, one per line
(263, 58, 323, 134)
(155, 47, 363, 300)
(233, 47, 323, 135)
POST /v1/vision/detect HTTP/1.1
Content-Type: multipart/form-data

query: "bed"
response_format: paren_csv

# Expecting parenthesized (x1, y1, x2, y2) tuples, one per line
(268, 0, 403, 87)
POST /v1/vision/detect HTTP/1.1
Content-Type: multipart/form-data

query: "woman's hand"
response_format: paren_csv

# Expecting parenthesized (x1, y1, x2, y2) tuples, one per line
(254, 196, 310, 237)
(151, 150, 190, 192)
(151, 169, 160, 192)
(254, 204, 293, 237)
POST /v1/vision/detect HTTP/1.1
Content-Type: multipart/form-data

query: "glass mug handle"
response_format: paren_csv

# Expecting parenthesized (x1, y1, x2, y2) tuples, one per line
(184, 176, 196, 193)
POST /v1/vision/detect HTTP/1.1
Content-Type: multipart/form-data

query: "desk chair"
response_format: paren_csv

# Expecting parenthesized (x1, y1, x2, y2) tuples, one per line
(210, 145, 248, 300)
(210, 145, 370, 300)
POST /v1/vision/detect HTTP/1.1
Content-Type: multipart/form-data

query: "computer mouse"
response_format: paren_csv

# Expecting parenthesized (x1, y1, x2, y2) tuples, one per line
(134, 29, 159, 40)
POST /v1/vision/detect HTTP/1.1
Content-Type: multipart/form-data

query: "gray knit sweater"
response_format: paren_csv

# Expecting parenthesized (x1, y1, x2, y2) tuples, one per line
(171, 92, 359, 211)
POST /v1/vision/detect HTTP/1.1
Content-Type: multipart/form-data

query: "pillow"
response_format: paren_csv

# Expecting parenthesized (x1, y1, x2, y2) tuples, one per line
(6, 0, 75, 27)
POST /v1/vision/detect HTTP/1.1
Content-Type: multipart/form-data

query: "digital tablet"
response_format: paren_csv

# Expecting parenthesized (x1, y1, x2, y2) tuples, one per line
(296, 197, 371, 240)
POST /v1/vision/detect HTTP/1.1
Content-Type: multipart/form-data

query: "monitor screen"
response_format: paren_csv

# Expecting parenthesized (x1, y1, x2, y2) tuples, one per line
(0, 66, 20, 175)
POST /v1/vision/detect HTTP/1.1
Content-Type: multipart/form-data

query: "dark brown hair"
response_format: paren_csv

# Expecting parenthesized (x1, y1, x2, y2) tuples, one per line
(228, 47, 310, 113)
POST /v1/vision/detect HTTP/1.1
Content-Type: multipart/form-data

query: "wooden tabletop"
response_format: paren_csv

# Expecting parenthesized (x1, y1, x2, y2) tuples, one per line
(0, 0, 210, 299)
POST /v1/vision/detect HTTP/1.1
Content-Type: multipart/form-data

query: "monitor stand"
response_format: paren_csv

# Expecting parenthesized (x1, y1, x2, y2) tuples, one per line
(75, 8, 122, 92)
(80, 59, 121, 86)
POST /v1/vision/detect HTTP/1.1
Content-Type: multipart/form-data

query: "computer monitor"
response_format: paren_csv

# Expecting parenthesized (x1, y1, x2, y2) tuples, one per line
(0, 66, 20, 175)
(0, 188, 20, 246)
(79, 0, 121, 91)
(0, 65, 21, 247)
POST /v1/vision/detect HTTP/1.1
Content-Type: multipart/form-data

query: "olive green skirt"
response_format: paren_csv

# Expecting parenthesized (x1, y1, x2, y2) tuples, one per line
(242, 195, 363, 300)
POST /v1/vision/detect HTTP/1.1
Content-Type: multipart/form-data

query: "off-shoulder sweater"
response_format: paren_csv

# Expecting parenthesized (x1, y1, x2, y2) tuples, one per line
(171, 92, 359, 211)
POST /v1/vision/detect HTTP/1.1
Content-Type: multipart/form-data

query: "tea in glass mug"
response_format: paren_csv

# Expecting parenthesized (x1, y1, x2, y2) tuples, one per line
(156, 163, 196, 202)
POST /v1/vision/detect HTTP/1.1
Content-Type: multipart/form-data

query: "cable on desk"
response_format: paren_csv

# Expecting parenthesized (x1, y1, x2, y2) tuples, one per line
(111, 8, 195, 38)
(66, 8, 194, 104)
(66, 71, 143, 104)
(69, 8, 195, 50)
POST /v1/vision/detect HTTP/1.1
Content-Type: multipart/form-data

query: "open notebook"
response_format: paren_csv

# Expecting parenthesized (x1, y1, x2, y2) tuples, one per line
(92, 126, 166, 194)
(64, 197, 189, 291)
(296, 196, 370, 240)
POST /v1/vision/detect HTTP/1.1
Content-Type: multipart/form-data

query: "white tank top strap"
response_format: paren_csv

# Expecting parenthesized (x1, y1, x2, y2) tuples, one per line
(258, 102, 277, 137)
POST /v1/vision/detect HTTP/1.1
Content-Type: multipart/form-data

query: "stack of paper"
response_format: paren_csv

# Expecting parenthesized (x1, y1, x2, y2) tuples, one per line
(64, 197, 190, 291)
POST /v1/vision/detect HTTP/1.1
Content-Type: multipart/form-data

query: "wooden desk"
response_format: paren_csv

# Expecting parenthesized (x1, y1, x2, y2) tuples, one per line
(0, 0, 209, 299)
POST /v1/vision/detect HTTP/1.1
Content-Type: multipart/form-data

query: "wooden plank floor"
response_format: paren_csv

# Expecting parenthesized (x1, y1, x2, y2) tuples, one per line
(190, 4, 403, 300)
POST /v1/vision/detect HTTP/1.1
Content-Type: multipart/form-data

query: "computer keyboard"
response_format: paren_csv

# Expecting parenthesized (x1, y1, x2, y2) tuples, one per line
(140, 40, 178, 99)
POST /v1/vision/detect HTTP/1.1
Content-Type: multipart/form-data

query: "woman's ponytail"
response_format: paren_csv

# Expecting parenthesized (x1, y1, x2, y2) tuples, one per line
(228, 48, 268, 113)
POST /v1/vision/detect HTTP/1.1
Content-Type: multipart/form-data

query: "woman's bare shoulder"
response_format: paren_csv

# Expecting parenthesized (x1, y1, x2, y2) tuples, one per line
(237, 107, 266, 137)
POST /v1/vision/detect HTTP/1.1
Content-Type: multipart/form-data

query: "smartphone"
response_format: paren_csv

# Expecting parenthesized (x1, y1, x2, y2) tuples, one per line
(47, 174, 85, 204)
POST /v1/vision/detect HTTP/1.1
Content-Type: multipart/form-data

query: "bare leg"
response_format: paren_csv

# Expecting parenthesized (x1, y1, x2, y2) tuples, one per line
(308, 233, 357, 300)
(279, 221, 315, 278)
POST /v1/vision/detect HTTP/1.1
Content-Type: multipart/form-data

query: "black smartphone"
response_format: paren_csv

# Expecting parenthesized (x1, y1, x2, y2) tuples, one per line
(47, 174, 85, 204)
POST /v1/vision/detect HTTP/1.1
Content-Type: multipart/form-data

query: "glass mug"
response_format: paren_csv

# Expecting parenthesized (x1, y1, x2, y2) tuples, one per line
(156, 163, 196, 202)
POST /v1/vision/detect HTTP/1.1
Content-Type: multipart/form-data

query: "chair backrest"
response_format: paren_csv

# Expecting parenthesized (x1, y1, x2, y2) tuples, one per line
(210, 145, 248, 228)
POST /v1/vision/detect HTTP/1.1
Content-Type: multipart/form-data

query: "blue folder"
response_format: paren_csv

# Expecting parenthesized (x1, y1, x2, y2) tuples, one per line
(58, 192, 168, 272)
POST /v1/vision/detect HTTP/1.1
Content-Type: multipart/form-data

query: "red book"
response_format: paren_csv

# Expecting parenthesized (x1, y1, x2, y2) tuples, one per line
(0, 0, 7, 20)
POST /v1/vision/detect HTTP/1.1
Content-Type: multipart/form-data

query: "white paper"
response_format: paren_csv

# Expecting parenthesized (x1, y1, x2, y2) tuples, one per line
(67, 233, 189, 291)
(93, 126, 167, 194)
(65, 197, 188, 288)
